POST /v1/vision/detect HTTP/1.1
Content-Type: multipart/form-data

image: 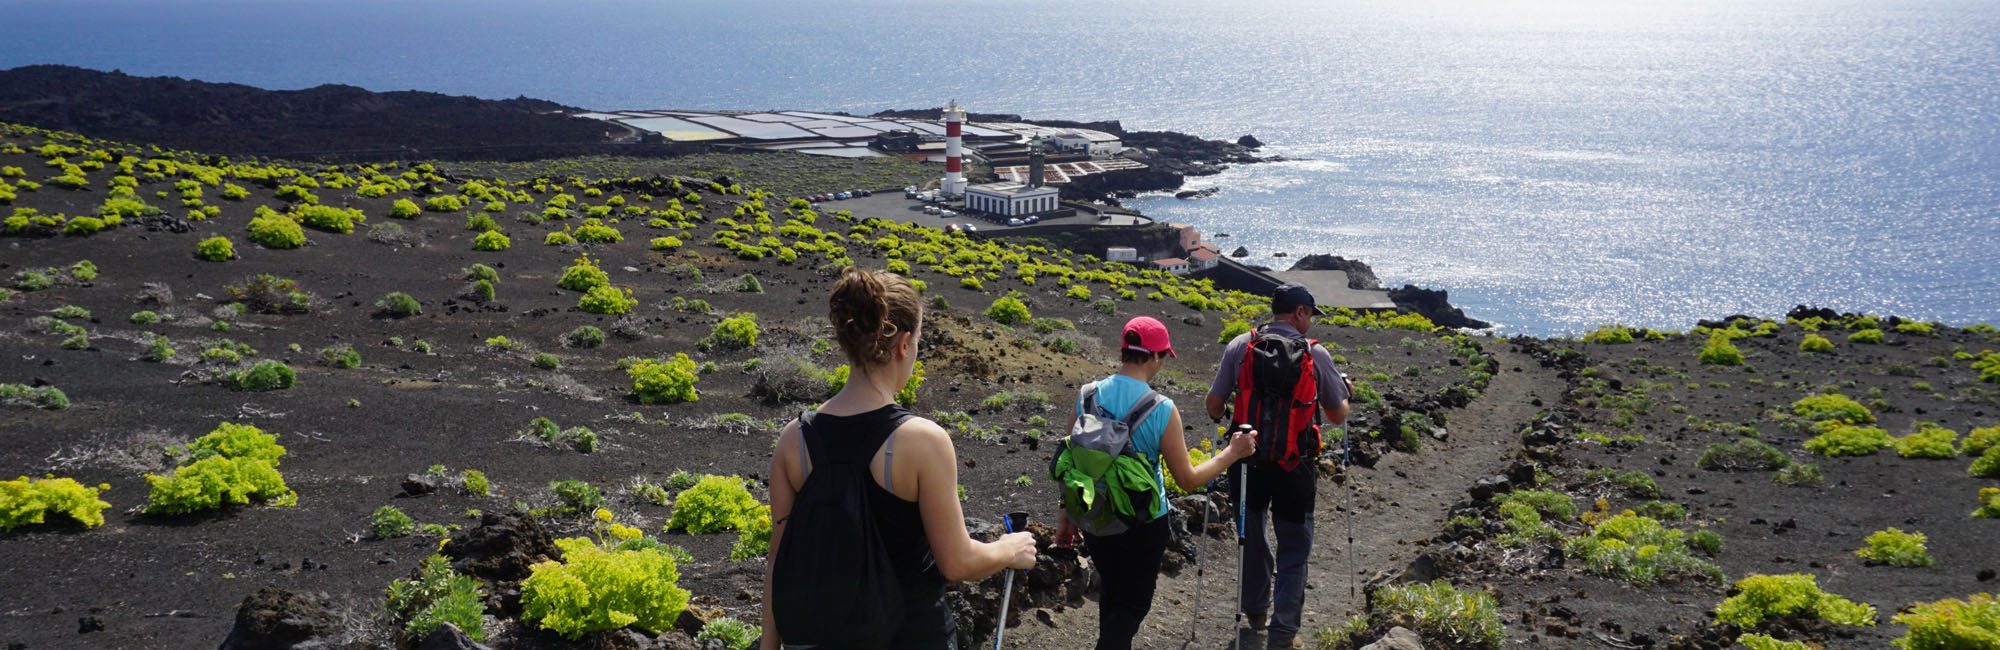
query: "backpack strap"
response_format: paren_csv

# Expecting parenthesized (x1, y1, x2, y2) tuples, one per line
(1080, 382, 1112, 419)
(1121, 390, 1168, 433)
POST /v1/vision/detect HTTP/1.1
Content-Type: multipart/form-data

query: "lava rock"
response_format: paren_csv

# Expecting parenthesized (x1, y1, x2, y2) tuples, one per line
(1231, 246, 1250, 258)
(1470, 475, 1513, 503)
(401, 473, 439, 496)
(218, 587, 338, 650)
(443, 513, 560, 615)
(77, 616, 104, 634)
(1359, 626, 1423, 650)
(1236, 135, 1264, 149)
(415, 623, 490, 650)
(1287, 255, 1383, 290)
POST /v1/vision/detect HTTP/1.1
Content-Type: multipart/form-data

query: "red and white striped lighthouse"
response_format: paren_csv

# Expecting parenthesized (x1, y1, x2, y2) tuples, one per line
(941, 100, 967, 196)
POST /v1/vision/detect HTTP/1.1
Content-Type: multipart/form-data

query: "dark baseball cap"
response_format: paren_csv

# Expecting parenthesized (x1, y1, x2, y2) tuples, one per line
(1271, 282, 1327, 315)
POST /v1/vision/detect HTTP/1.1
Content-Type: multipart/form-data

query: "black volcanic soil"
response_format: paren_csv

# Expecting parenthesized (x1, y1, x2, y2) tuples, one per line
(0, 125, 1506, 649)
(0, 65, 612, 156)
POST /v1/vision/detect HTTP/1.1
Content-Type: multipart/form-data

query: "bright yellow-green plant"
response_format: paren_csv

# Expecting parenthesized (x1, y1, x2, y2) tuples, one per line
(520, 536, 690, 638)
(985, 295, 1031, 325)
(1892, 424, 1960, 459)
(1698, 331, 1743, 366)
(1966, 426, 2000, 457)
(1218, 318, 1252, 344)
(1713, 573, 1877, 628)
(0, 476, 111, 530)
(1970, 445, 2000, 479)
(574, 220, 622, 243)
(1583, 324, 1636, 344)
(1367, 580, 1504, 650)
(1562, 511, 1723, 584)
(629, 353, 699, 404)
(294, 204, 365, 233)
(145, 422, 296, 514)
(649, 236, 682, 251)
(196, 236, 234, 261)
(1856, 527, 1933, 567)
(578, 285, 635, 314)
(728, 505, 772, 561)
(424, 195, 466, 213)
(666, 475, 759, 534)
(1737, 633, 1809, 650)
(246, 208, 305, 249)
(557, 255, 609, 292)
(1849, 328, 1885, 344)
(472, 230, 510, 251)
(1799, 334, 1833, 353)
(1804, 424, 1892, 457)
(701, 313, 759, 351)
(1891, 593, 2000, 650)
(1976, 487, 2000, 519)
(1792, 393, 1875, 425)
(389, 198, 421, 218)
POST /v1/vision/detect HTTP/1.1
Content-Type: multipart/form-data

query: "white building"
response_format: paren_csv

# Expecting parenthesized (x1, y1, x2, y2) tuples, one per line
(1050, 132, 1123, 158)
(1106, 247, 1139, 262)
(1152, 257, 1191, 275)
(1189, 247, 1221, 270)
(965, 182, 1060, 217)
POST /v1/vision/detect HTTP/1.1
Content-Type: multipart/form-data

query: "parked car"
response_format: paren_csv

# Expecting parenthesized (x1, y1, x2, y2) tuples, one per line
(1007, 218, 1023, 227)
(924, 205, 939, 215)
(1024, 215, 1041, 224)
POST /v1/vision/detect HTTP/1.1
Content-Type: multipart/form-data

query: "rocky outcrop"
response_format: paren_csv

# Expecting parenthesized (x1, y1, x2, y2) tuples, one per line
(949, 519, 1093, 648)
(1389, 285, 1491, 330)
(1174, 187, 1219, 200)
(1289, 255, 1384, 290)
(1058, 166, 1184, 200)
(0, 65, 608, 157)
(443, 512, 561, 616)
(1237, 135, 1264, 149)
(1231, 246, 1250, 258)
(217, 587, 340, 650)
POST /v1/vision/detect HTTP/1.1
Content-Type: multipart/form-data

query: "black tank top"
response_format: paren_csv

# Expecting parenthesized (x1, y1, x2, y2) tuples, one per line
(798, 404, 956, 649)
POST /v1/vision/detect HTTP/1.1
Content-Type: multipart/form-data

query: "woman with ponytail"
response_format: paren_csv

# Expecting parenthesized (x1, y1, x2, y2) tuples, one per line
(763, 267, 1037, 649)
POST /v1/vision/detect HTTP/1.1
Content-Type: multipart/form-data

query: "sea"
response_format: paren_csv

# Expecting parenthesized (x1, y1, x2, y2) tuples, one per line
(3, 0, 1996, 336)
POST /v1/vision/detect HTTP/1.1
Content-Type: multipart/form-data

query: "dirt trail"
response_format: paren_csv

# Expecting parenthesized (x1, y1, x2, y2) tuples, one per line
(1004, 344, 1561, 649)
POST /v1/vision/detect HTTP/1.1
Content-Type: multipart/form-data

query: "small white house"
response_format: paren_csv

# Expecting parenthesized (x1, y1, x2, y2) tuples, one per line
(1051, 132, 1123, 158)
(1189, 247, 1221, 270)
(965, 181, 1060, 217)
(1106, 247, 1139, 262)
(1152, 257, 1190, 275)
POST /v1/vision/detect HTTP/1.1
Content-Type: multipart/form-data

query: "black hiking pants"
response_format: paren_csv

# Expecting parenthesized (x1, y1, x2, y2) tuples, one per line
(1082, 515, 1171, 650)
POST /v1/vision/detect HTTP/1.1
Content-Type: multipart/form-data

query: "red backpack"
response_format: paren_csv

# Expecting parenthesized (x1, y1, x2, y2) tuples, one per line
(1233, 325, 1321, 471)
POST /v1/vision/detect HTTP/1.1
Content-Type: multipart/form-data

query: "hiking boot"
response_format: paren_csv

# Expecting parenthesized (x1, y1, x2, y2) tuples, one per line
(1246, 612, 1268, 632)
(1267, 635, 1302, 650)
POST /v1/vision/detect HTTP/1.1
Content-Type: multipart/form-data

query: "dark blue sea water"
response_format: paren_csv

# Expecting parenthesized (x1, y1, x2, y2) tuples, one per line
(4, 0, 1996, 335)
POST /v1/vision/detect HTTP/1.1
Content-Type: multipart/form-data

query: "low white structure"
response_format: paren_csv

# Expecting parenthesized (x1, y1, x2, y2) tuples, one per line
(1189, 247, 1221, 270)
(965, 181, 1060, 217)
(1106, 247, 1139, 262)
(1152, 257, 1190, 274)
(1050, 132, 1122, 157)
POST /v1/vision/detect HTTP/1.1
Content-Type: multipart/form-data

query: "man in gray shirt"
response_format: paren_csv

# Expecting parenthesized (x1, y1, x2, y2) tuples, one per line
(1204, 283, 1350, 649)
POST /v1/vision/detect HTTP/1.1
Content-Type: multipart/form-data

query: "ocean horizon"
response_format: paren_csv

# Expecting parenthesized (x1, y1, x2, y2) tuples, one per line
(3, 0, 1995, 336)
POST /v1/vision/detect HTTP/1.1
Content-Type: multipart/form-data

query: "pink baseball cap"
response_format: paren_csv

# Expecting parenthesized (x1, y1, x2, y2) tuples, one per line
(1122, 316, 1176, 358)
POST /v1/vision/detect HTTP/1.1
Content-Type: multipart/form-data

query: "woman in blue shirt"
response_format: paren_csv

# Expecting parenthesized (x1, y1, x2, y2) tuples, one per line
(1055, 316, 1256, 650)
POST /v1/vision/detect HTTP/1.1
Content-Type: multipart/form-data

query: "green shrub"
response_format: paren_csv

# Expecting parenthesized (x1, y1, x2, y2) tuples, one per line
(1893, 424, 1960, 459)
(471, 230, 510, 251)
(377, 291, 422, 318)
(532, 353, 561, 370)
(1804, 424, 1891, 457)
(1714, 573, 1877, 628)
(697, 618, 761, 650)
(1799, 334, 1833, 353)
(1699, 332, 1743, 366)
(1698, 438, 1789, 471)
(1583, 468, 1661, 498)
(424, 195, 466, 213)
(1690, 529, 1723, 555)
(52, 305, 90, 319)
(985, 295, 1031, 325)
(629, 354, 700, 404)
(563, 325, 606, 348)
(61, 216, 105, 236)
(897, 360, 925, 406)
(735, 273, 763, 293)
(1967, 426, 2000, 457)
(666, 475, 759, 534)
(295, 204, 365, 233)
(650, 236, 682, 251)
(143, 334, 175, 362)
(1891, 593, 2000, 650)
(319, 344, 361, 369)
(464, 213, 500, 232)
(1030, 317, 1076, 335)
(0, 476, 110, 530)
(389, 198, 421, 219)
(1218, 318, 1252, 344)
(1849, 328, 1885, 344)
(521, 536, 690, 638)
(1856, 527, 1933, 567)
(558, 256, 610, 291)
(728, 505, 773, 562)
(227, 360, 296, 391)
(573, 220, 622, 243)
(386, 555, 488, 642)
(1583, 325, 1636, 344)
(578, 285, 636, 314)
(547, 479, 604, 516)
(1971, 446, 2000, 479)
(1366, 581, 1504, 650)
(372, 505, 416, 538)
(701, 313, 760, 351)
(1495, 489, 1575, 546)
(469, 279, 496, 303)
(1634, 500, 1688, 521)
(464, 263, 499, 284)
(196, 236, 235, 261)
(1792, 393, 1875, 424)
(545, 231, 576, 246)
(1972, 487, 2000, 519)
(1563, 512, 1723, 584)
(246, 210, 306, 248)
(144, 422, 295, 514)
(461, 469, 490, 496)
(1737, 634, 1810, 650)
(1773, 462, 1823, 486)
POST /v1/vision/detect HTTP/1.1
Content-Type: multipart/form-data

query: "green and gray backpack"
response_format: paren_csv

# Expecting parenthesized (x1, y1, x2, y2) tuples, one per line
(1048, 383, 1169, 536)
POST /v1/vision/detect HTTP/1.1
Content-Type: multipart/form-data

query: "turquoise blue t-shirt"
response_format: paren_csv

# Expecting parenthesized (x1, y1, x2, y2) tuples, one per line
(1074, 373, 1175, 513)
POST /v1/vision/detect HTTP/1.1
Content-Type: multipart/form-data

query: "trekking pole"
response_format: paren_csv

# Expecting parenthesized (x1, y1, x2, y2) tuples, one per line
(992, 511, 1028, 650)
(1232, 424, 1252, 647)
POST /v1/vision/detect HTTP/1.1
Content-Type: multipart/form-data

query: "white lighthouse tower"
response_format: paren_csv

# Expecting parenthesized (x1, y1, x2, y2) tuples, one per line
(941, 100, 967, 197)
